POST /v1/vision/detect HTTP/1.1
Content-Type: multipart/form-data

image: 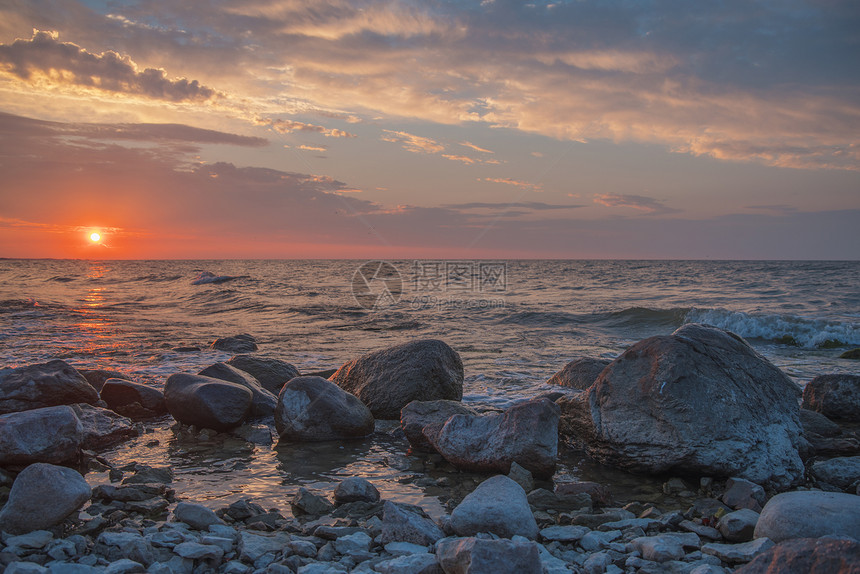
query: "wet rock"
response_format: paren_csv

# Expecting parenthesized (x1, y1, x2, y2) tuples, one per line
(734, 537, 860, 574)
(164, 373, 253, 431)
(721, 477, 766, 512)
(380, 501, 444, 546)
(329, 339, 464, 420)
(211, 334, 258, 354)
(198, 363, 278, 418)
(275, 376, 374, 442)
(811, 455, 860, 489)
(555, 481, 612, 506)
(122, 464, 173, 485)
(546, 357, 611, 390)
(717, 509, 759, 542)
(0, 463, 91, 534)
(0, 360, 100, 415)
(0, 405, 82, 466)
(71, 403, 138, 450)
(840, 348, 860, 360)
(226, 355, 300, 395)
(400, 400, 476, 453)
(450, 475, 538, 539)
(568, 324, 806, 488)
(702, 538, 774, 564)
(173, 502, 224, 530)
(100, 378, 167, 420)
(291, 487, 335, 517)
(802, 374, 860, 421)
(79, 369, 128, 392)
(527, 488, 592, 513)
(754, 491, 860, 542)
(232, 423, 273, 445)
(425, 398, 559, 479)
(333, 477, 380, 504)
(436, 536, 541, 574)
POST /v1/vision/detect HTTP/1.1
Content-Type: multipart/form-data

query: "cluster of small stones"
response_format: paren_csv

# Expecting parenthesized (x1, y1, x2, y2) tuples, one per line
(0, 449, 804, 574)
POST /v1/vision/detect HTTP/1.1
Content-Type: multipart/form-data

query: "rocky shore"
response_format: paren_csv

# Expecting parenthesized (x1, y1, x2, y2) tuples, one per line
(0, 325, 858, 573)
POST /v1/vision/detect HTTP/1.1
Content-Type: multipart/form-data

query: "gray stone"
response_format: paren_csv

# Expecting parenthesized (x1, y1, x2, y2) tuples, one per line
(555, 481, 612, 506)
(173, 541, 224, 560)
(539, 525, 590, 542)
(173, 502, 225, 530)
(632, 533, 700, 563)
(380, 501, 445, 546)
(329, 339, 464, 420)
(722, 477, 766, 512)
(80, 369, 128, 392)
(291, 487, 335, 516)
(507, 461, 534, 494)
(733, 537, 860, 574)
(0, 463, 91, 534)
(579, 530, 621, 551)
(802, 374, 860, 421)
(232, 423, 273, 445)
(799, 409, 843, 437)
(238, 531, 290, 563)
(527, 488, 592, 512)
(425, 398, 559, 479)
(334, 477, 380, 504)
(275, 376, 374, 442)
(384, 541, 430, 556)
(198, 362, 278, 418)
(104, 559, 147, 574)
(95, 531, 155, 566)
(582, 551, 613, 574)
(5, 530, 54, 549)
(122, 464, 173, 484)
(0, 405, 82, 466)
(718, 509, 760, 542)
(400, 400, 476, 453)
(450, 475, 538, 539)
(436, 536, 541, 574)
(546, 357, 611, 390)
(562, 324, 805, 488)
(211, 334, 258, 353)
(754, 491, 860, 542)
(100, 378, 167, 419)
(71, 403, 138, 450)
(702, 538, 774, 564)
(164, 373, 253, 431)
(680, 519, 722, 540)
(226, 354, 300, 395)
(4, 564, 47, 574)
(332, 531, 372, 555)
(0, 360, 99, 414)
(811, 455, 860, 489)
(374, 553, 441, 574)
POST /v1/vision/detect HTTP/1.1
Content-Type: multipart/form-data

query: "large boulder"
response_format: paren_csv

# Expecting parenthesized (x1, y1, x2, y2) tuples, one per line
(0, 463, 91, 534)
(735, 537, 860, 574)
(79, 369, 128, 392)
(400, 400, 477, 453)
(329, 339, 464, 420)
(0, 405, 82, 466)
(211, 334, 257, 353)
(802, 374, 860, 421)
(436, 537, 541, 574)
(811, 455, 860, 489)
(0, 360, 99, 414)
(380, 501, 445, 546)
(754, 491, 860, 542)
(425, 398, 559, 479)
(164, 373, 253, 431)
(226, 355, 300, 395)
(561, 324, 805, 488)
(71, 403, 138, 450)
(100, 378, 167, 420)
(198, 363, 278, 418)
(275, 376, 374, 442)
(546, 357, 611, 390)
(450, 475, 538, 539)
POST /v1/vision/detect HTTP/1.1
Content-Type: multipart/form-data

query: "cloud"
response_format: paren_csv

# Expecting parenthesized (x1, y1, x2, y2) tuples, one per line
(460, 141, 494, 154)
(298, 144, 327, 152)
(448, 201, 584, 211)
(593, 193, 680, 215)
(481, 177, 543, 192)
(260, 117, 356, 138)
(381, 130, 445, 154)
(0, 30, 220, 102)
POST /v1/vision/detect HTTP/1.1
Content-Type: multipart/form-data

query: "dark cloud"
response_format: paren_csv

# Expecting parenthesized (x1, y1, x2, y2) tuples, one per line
(447, 202, 585, 211)
(593, 193, 681, 215)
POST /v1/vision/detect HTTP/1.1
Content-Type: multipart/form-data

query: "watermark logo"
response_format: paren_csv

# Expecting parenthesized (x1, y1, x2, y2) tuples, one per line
(351, 261, 403, 310)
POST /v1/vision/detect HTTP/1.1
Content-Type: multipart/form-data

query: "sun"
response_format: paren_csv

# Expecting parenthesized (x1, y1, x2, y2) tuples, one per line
(90, 232, 101, 242)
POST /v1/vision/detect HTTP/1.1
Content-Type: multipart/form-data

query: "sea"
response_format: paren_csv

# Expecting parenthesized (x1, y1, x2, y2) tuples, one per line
(1, 259, 859, 516)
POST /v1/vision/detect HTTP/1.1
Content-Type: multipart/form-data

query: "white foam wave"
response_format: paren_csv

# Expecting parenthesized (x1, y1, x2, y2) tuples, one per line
(684, 308, 860, 348)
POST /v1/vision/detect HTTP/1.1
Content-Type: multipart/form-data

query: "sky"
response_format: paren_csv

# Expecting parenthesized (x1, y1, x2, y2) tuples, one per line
(0, 0, 858, 259)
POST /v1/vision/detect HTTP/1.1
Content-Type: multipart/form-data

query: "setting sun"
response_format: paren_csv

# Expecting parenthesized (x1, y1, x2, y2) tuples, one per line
(90, 232, 101, 242)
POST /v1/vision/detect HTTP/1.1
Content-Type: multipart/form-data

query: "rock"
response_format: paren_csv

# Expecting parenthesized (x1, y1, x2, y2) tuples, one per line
(450, 475, 538, 539)
(840, 348, 860, 360)
(718, 509, 760, 542)
(238, 531, 289, 563)
(163, 373, 253, 431)
(506, 461, 534, 494)
(579, 530, 621, 551)
(563, 324, 805, 488)
(527, 488, 592, 512)
(380, 501, 445, 546)
(329, 339, 464, 420)
(174, 541, 224, 561)
(802, 374, 860, 421)
(555, 481, 612, 506)
(333, 531, 372, 555)
(173, 502, 224, 530)
(80, 369, 128, 392)
(722, 477, 767, 512)
(291, 487, 335, 516)
(275, 376, 374, 441)
(0, 360, 99, 414)
(95, 531, 154, 566)
(0, 463, 91, 534)
(582, 551, 614, 574)
(702, 538, 775, 564)
(436, 536, 541, 574)
(812, 455, 860, 489)
(226, 355, 300, 395)
(680, 519, 722, 540)
(122, 464, 173, 484)
(799, 409, 843, 437)
(100, 378, 167, 419)
(232, 423, 273, 445)
(539, 525, 590, 543)
(104, 559, 146, 574)
(400, 400, 477, 453)
(425, 398, 559, 479)
(198, 363, 278, 418)
(0, 405, 82, 466)
(734, 537, 860, 574)
(632, 533, 699, 563)
(754, 491, 860, 542)
(374, 553, 441, 574)
(211, 334, 258, 353)
(71, 403, 138, 450)
(334, 477, 380, 504)
(546, 357, 611, 390)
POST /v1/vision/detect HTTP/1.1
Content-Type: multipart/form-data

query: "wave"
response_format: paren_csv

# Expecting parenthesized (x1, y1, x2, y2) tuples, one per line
(684, 308, 860, 348)
(191, 271, 246, 285)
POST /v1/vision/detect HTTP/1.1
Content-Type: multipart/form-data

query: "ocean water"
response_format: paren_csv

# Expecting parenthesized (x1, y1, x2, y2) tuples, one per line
(1, 259, 859, 514)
